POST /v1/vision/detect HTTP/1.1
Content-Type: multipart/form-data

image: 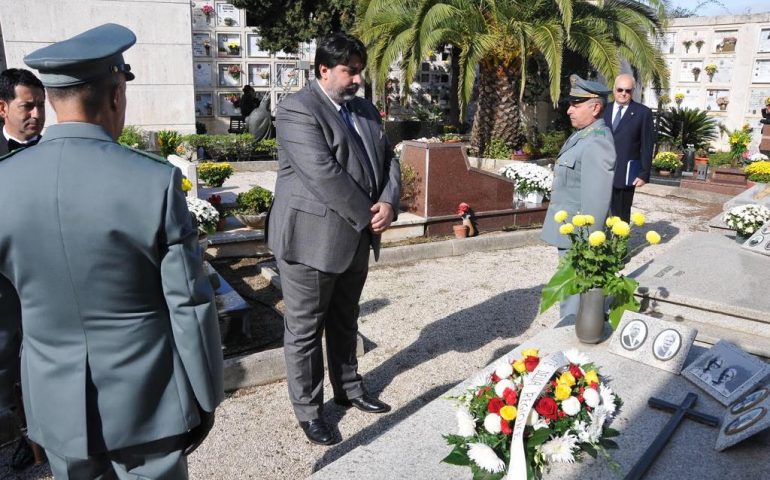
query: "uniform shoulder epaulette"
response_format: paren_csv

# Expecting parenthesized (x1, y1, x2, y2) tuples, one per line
(592, 129, 607, 137)
(121, 145, 171, 165)
(0, 146, 26, 162)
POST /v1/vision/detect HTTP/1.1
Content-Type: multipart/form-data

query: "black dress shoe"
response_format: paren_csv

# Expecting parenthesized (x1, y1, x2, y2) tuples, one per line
(335, 394, 391, 413)
(299, 419, 335, 445)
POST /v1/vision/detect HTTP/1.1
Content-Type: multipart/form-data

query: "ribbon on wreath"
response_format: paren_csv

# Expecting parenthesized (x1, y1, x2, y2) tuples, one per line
(506, 351, 569, 480)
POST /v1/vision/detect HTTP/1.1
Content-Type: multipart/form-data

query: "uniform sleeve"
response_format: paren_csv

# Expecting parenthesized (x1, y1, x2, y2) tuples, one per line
(639, 107, 655, 182)
(0, 275, 21, 410)
(276, 99, 374, 231)
(580, 133, 616, 229)
(159, 168, 224, 412)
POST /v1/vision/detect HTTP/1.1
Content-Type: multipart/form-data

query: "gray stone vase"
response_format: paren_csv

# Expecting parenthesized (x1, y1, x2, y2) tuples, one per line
(575, 288, 605, 344)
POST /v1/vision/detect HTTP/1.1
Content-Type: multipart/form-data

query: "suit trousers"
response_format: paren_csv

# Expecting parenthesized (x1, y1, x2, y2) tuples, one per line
(45, 435, 187, 480)
(278, 231, 371, 422)
(611, 186, 636, 223)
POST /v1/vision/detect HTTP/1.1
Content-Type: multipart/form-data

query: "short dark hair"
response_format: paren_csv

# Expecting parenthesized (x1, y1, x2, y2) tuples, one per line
(46, 74, 121, 117)
(0, 68, 44, 102)
(314, 32, 367, 78)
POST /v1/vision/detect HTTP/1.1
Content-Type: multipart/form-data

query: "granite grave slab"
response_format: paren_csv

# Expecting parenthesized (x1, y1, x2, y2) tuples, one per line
(740, 220, 770, 256)
(309, 327, 770, 480)
(717, 382, 770, 451)
(722, 182, 770, 211)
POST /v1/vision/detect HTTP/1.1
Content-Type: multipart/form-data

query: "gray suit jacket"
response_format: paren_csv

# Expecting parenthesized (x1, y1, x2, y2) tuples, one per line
(268, 81, 400, 273)
(541, 118, 616, 249)
(0, 123, 224, 458)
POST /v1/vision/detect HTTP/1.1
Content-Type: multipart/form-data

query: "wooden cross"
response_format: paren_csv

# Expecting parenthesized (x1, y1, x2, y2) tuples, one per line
(624, 392, 719, 480)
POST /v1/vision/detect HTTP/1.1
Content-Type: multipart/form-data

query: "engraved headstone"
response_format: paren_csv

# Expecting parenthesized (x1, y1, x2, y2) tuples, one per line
(740, 220, 770, 256)
(716, 382, 770, 451)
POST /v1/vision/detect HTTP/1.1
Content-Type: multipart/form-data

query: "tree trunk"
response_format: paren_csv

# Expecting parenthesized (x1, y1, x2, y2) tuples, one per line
(470, 56, 524, 156)
(448, 46, 461, 130)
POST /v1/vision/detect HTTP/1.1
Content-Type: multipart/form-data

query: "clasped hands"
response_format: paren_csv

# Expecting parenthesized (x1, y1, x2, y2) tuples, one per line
(369, 202, 394, 234)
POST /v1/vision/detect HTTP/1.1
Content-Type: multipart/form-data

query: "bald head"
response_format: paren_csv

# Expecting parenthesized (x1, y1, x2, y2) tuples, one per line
(613, 74, 635, 106)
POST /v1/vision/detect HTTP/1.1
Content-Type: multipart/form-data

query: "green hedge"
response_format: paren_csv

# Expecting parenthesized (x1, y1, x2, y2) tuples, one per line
(183, 134, 277, 162)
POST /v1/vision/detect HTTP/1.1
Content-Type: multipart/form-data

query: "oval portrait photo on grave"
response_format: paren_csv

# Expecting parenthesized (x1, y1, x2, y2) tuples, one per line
(652, 329, 681, 361)
(748, 234, 764, 247)
(724, 406, 767, 436)
(730, 387, 770, 415)
(761, 224, 770, 235)
(620, 319, 647, 351)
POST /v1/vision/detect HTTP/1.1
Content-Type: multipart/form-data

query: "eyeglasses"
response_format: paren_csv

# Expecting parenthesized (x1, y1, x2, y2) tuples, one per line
(616, 88, 633, 94)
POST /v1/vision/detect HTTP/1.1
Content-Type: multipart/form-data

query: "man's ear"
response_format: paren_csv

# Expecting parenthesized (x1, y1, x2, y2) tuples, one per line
(110, 82, 123, 112)
(0, 100, 8, 120)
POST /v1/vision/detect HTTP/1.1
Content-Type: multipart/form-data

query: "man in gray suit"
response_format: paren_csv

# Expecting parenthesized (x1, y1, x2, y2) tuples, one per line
(267, 32, 400, 445)
(0, 24, 224, 478)
(541, 75, 616, 321)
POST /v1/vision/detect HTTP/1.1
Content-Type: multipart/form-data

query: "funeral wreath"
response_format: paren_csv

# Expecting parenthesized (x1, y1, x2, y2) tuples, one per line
(443, 348, 622, 480)
(722, 204, 770, 237)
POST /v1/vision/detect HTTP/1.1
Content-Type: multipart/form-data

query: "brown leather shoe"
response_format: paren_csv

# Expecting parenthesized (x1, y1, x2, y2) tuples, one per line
(299, 419, 336, 445)
(334, 394, 391, 413)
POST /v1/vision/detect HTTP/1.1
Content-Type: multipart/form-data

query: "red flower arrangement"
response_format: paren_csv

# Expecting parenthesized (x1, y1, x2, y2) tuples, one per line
(201, 4, 214, 16)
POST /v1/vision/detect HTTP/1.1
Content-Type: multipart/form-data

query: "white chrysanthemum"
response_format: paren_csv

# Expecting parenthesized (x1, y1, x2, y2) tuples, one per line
(467, 443, 506, 473)
(561, 396, 581, 416)
(599, 384, 617, 416)
(540, 434, 578, 463)
(494, 362, 514, 379)
(483, 413, 502, 434)
(564, 348, 589, 365)
(494, 379, 516, 398)
(456, 407, 477, 437)
(469, 373, 490, 390)
(583, 388, 600, 408)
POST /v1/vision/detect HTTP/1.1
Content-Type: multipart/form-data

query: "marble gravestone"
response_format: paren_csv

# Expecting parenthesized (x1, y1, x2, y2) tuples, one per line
(309, 327, 770, 480)
(740, 221, 770, 256)
(722, 183, 770, 211)
(717, 382, 770, 451)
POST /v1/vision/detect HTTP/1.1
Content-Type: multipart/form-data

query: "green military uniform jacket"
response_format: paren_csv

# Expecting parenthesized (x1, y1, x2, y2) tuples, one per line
(541, 118, 616, 249)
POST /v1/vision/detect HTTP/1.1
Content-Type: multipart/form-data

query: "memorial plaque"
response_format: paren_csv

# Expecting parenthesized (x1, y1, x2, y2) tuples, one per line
(609, 312, 697, 374)
(753, 59, 770, 84)
(659, 32, 677, 55)
(705, 89, 729, 111)
(191, 2, 214, 29)
(247, 63, 270, 87)
(193, 62, 213, 87)
(192, 33, 212, 58)
(675, 88, 700, 109)
(246, 34, 270, 58)
(274, 62, 298, 88)
(711, 58, 734, 84)
(680, 60, 703, 82)
(217, 33, 241, 57)
(683, 340, 770, 406)
(218, 93, 241, 116)
(195, 93, 214, 117)
(760, 28, 770, 53)
(747, 88, 770, 115)
(218, 63, 242, 87)
(716, 382, 770, 451)
(216, 2, 240, 27)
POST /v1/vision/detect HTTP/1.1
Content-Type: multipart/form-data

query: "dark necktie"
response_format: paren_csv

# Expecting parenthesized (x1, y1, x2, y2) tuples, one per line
(340, 104, 377, 193)
(7, 137, 39, 151)
(612, 106, 624, 131)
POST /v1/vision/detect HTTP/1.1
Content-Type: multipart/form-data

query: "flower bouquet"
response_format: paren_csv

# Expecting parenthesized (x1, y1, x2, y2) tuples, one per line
(201, 4, 214, 17)
(539, 212, 661, 328)
(728, 124, 752, 166)
(227, 64, 241, 81)
(443, 348, 622, 480)
(186, 197, 219, 235)
(722, 204, 770, 237)
(652, 151, 682, 172)
(499, 163, 553, 201)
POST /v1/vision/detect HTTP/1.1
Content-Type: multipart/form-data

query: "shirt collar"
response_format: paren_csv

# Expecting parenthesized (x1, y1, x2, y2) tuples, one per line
(3, 126, 39, 145)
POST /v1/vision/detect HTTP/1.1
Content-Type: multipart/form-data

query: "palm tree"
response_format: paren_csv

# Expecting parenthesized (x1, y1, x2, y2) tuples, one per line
(357, 0, 669, 155)
(657, 107, 719, 151)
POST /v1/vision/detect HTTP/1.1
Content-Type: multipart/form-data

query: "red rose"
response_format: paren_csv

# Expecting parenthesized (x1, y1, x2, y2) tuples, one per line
(487, 397, 504, 414)
(535, 397, 559, 420)
(589, 382, 599, 390)
(503, 388, 518, 406)
(500, 418, 512, 435)
(569, 364, 583, 379)
(524, 356, 540, 372)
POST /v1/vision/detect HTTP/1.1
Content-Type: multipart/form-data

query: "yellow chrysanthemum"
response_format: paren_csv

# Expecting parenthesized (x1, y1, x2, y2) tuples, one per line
(521, 348, 539, 358)
(559, 223, 574, 235)
(584, 370, 599, 384)
(554, 210, 569, 223)
(588, 231, 606, 247)
(584, 215, 595, 226)
(500, 405, 518, 421)
(181, 177, 192, 192)
(572, 215, 586, 227)
(605, 216, 620, 227)
(559, 371, 576, 387)
(630, 212, 645, 226)
(646, 231, 662, 245)
(554, 383, 572, 400)
(612, 221, 631, 237)
(513, 360, 526, 373)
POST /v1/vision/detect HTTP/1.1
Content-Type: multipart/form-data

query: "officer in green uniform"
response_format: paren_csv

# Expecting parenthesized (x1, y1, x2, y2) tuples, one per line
(541, 75, 616, 322)
(0, 24, 223, 479)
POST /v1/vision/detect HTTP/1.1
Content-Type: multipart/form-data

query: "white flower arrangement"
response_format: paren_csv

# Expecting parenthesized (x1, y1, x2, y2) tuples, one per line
(186, 197, 220, 235)
(722, 204, 770, 237)
(499, 162, 553, 195)
(747, 152, 769, 163)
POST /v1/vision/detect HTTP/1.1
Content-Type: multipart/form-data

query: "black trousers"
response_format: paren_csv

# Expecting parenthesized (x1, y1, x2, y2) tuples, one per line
(611, 187, 636, 222)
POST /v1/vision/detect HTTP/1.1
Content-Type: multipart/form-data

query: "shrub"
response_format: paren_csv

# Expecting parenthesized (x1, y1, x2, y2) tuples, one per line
(117, 126, 148, 150)
(483, 137, 513, 159)
(156, 130, 182, 158)
(708, 151, 733, 167)
(197, 162, 234, 187)
(652, 151, 682, 170)
(745, 161, 770, 183)
(235, 186, 273, 214)
(400, 163, 420, 206)
(254, 138, 278, 157)
(657, 107, 719, 150)
(182, 134, 276, 161)
(539, 130, 569, 158)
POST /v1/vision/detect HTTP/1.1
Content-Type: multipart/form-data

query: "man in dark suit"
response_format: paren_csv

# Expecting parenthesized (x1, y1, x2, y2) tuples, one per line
(267, 32, 401, 445)
(0, 24, 223, 478)
(0, 68, 45, 155)
(604, 73, 654, 222)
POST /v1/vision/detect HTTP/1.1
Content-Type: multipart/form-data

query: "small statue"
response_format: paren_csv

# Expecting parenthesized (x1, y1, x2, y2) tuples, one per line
(247, 96, 272, 141)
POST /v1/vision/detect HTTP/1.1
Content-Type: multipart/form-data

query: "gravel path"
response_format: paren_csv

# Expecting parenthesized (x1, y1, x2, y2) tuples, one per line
(1, 189, 724, 479)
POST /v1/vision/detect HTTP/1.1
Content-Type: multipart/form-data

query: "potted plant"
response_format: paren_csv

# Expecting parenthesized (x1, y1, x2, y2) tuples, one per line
(705, 64, 718, 82)
(745, 160, 770, 184)
(674, 92, 685, 105)
(227, 40, 240, 55)
(653, 151, 682, 176)
(691, 66, 701, 82)
(727, 124, 752, 168)
(186, 197, 220, 236)
(499, 162, 553, 205)
(658, 93, 671, 108)
(682, 39, 693, 53)
(234, 186, 273, 229)
(227, 64, 241, 81)
(539, 212, 661, 338)
(197, 161, 234, 187)
(657, 107, 719, 153)
(722, 204, 770, 240)
(716, 96, 729, 111)
(695, 39, 705, 53)
(156, 129, 182, 158)
(721, 36, 737, 52)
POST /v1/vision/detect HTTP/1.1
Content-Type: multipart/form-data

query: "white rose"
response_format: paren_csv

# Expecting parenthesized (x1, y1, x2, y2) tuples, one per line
(494, 379, 516, 398)
(583, 388, 600, 408)
(494, 362, 514, 379)
(483, 413, 502, 434)
(527, 409, 540, 426)
(562, 397, 581, 416)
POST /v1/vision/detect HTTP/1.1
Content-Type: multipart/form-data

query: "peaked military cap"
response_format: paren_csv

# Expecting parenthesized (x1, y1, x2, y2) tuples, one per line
(567, 74, 611, 102)
(23, 23, 136, 87)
